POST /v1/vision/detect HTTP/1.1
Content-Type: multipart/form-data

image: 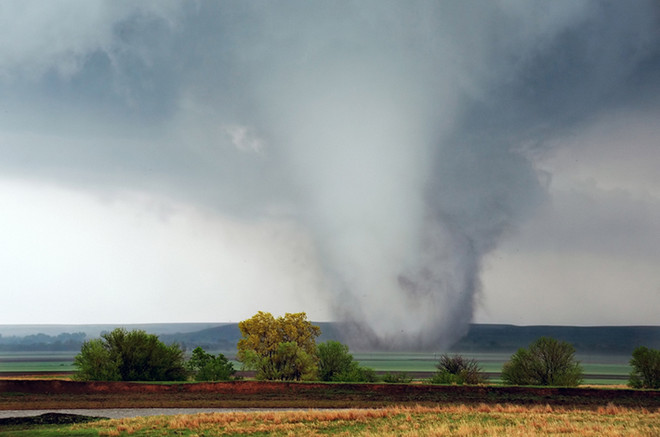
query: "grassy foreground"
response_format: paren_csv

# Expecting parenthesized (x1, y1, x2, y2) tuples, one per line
(1, 404, 656, 436)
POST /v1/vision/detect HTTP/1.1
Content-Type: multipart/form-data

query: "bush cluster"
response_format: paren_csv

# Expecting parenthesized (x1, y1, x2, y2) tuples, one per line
(501, 337, 583, 387)
(74, 328, 187, 381)
(381, 372, 413, 384)
(186, 346, 235, 381)
(317, 340, 377, 382)
(73, 314, 659, 389)
(430, 354, 485, 385)
(629, 346, 660, 389)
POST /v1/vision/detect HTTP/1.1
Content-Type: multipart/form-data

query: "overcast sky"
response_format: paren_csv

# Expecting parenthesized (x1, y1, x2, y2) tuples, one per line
(1, 1, 659, 345)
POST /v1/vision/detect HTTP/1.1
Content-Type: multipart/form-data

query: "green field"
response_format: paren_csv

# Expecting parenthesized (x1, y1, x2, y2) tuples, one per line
(0, 350, 632, 385)
(353, 351, 514, 371)
(0, 352, 76, 373)
(351, 351, 631, 385)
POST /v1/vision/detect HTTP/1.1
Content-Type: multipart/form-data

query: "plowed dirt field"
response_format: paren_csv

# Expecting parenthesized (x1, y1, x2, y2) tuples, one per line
(1, 380, 657, 411)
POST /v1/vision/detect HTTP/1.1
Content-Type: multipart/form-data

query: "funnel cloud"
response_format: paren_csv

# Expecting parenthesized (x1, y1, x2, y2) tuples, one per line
(2, 1, 660, 348)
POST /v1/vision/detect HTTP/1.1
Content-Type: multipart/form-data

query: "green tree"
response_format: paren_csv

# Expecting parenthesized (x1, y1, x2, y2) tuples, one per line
(74, 328, 187, 381)
(73, 338, 120, 381)
(272, 341, 318, 381)
(237, 311, 321, 381)
(501, 337, 583, 387)
(186, 347, 235, 381)
(628, 346, 660, 389)
(430, 354, 485, 385)
(317, 340, 376, 382)
(317, 340, 355, 381)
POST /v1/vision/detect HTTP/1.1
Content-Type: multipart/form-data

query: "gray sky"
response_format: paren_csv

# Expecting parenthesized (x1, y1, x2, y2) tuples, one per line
(1, 1, 659, 346)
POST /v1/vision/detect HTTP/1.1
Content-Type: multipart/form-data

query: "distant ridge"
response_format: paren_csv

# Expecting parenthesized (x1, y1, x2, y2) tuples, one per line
(450, 324, 660, 354)
(158, 323, 659, 354)
(158, 322, 342, 352)
(1, 323, 658, 354)
(0, 323, 222, 338)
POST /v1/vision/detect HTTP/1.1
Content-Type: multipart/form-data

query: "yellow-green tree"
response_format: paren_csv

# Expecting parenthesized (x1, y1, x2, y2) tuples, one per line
(237, 311, 320, 381)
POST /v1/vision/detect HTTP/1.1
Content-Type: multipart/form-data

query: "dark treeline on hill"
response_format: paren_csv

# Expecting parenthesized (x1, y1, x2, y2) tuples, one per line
(160, 323, 659, 355)
(158, 322, 344, 353)
(0, 332, 86, 351)
(158, 324, 240, 351)
(1, 323, 658, 354)
(450, 324, 660, 355)
(0, 323, 219, 352)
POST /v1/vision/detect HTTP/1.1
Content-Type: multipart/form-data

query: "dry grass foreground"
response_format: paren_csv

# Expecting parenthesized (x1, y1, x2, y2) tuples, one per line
(66, 404, 659, 437)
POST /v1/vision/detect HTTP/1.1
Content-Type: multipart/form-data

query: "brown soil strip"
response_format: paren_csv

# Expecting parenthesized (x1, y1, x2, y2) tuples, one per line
(0, 380, 657, 411)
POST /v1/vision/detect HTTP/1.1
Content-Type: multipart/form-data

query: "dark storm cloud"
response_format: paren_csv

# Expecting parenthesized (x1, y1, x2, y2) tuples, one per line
(1, 0, 659, 347)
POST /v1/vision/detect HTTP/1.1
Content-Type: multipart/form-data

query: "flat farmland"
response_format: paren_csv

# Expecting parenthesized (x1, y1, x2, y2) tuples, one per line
(352, 351, 631, 384)
(0, 352, 75, 371)
(0, 352, 76, 378)
(0, 351, 632, 384)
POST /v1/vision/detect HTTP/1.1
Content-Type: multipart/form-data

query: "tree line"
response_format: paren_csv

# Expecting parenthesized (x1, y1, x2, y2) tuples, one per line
(74, 312, 660, 389)
(0, 332, 86, 351)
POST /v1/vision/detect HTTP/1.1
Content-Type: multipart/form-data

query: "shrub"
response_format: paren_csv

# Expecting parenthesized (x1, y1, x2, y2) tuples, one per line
(628, 346, 660, 389)
(74, 328, 187, 381)
(186, 347, 236, 381)
(335, 363, 378, 382)
(430, 354, 485, 385)
(73, 338, 120, 381)
(381, 372, 413, 383)
(501, 337, 582, 387)
(316, 340, 376, 382)
(317, 340, 356, 381)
